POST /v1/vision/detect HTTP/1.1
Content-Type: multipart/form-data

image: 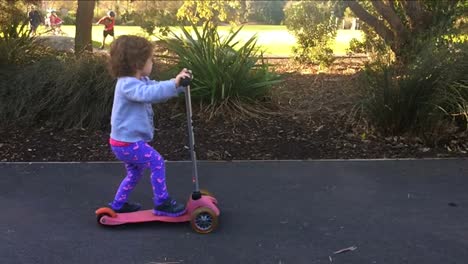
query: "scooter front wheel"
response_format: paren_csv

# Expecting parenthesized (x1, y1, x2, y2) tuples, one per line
(190, 207, 218, 234)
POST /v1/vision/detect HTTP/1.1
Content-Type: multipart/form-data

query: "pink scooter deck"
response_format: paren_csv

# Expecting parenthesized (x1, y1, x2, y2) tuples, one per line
(96, 195, 219, 226)
(99, 209, 191, 225)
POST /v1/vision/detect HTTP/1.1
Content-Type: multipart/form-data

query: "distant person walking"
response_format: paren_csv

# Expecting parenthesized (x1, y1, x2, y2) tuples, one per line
(28, 5, 43, 36)
(96, 10, 116, 49)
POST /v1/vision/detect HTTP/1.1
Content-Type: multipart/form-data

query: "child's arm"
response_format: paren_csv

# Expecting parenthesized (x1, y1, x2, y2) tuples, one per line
(147, 78, 186, 94)
(96, 16, 106, 25)
(121, 78, 179, 104)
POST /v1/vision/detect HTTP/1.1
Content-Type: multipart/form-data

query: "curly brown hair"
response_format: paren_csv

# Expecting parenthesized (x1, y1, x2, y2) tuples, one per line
(109, 35, 154, 78)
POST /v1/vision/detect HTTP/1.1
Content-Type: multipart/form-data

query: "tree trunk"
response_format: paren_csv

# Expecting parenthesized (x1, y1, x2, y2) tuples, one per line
(345, 0, 462, 64)
(401, 0, 432, 33)
(346, 0, 417, 61)
(75, 0, 96, 54)
(371, 1, 408, 39)
(345, 1, 396, 48)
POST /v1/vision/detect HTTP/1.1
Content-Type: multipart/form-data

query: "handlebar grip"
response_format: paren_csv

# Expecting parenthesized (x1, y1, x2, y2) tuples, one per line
(180, 77, 191, 87)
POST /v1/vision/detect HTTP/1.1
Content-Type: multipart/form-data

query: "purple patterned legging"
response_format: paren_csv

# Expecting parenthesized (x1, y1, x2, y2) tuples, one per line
(110, 141, 169, 210)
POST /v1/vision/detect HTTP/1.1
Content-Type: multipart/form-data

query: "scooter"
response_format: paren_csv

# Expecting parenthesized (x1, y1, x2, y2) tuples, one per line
(95, 75, 220, 234)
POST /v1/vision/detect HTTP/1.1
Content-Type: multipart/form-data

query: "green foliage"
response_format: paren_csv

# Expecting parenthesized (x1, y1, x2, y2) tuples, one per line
(0, 53, 115, 129)
(133, 2, 180, 36)
(62, 13, 76, 25)
(0, 2, 54, 66)
(346, 23, 392, 60)
(284, 1, 337, 67)
(434, 81, 468, 131)
(246, 0, 287, 25)
(0, 1, 29, 40)
(427, 42, 468, 132)
(0, 35, 55, 67)
(337, 0, 468, 141)
(177, 0, 242, 26)
(42, 54, 115, 129)
(358, 40, 468, 140)
(345, 0, 466, 62)
(160, 22, 281, 113)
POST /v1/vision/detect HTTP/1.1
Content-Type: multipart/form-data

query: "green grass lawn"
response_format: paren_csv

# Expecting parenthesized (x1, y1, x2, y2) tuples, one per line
(45, 25, 364, 56)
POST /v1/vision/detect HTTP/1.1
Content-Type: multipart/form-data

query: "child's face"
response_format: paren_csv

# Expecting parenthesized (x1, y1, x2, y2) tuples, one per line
(141, 57, 153, 76)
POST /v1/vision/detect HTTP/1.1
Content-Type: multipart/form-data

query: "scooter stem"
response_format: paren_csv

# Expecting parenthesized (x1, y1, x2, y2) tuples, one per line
(184, 85, 201, 199)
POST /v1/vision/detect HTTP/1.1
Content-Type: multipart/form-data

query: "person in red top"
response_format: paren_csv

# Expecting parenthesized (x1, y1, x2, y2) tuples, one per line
(96, 10, 116, 49)
(49, 10, 63, 35)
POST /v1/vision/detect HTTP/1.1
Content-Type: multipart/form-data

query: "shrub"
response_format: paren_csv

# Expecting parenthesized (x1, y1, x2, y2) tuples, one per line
(160, 22, 281, 116)
(246, 1, 287, 25)
(284, 1, 337, 67)
(0, 2, 55, 66)
(62, 15, 76, 25)
(44, 54, 115, 129)
(0, 53, 115, 129)
(357, 40, 468, 141)
(0, 1, 28, 40)
(0, 1, 116, 130)
(133, 3, 180, 36)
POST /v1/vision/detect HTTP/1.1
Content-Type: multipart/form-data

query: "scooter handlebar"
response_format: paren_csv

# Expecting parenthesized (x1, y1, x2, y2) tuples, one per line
(179, 70, 193, 87)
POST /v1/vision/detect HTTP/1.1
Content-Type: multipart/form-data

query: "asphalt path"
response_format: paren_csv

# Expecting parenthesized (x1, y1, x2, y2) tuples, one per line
(1, 159, 467, 264)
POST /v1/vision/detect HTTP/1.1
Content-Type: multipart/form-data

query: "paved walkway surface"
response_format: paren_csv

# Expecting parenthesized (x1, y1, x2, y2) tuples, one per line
(1, 159, 467, 264)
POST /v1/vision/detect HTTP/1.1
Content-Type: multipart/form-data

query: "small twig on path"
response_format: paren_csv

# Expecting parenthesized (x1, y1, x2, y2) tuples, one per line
(333, 246, 358, 255)
(147, 261, 182, 264)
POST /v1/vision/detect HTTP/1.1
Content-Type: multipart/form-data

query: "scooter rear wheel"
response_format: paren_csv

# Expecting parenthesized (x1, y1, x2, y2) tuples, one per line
(95, 207, 116, 225)
(97, 214, 109, 225)
(190, 207, 218, 234)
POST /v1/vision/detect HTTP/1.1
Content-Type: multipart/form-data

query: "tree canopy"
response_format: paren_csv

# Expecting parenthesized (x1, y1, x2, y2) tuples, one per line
(177, 0, 242, 25)
(343, 0, 465, 61)
(284, 0, 466, 64)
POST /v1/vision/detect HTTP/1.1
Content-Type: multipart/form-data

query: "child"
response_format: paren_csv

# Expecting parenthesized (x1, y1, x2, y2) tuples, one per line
(107, 35, 191, 216)
(49, 11, 63, 35)
(97, 10, 116, 49)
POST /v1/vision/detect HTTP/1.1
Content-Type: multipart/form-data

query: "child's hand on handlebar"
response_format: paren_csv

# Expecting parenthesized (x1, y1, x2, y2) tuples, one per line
(175, 68, 192, 87)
